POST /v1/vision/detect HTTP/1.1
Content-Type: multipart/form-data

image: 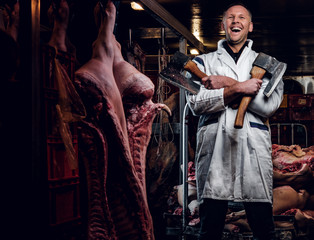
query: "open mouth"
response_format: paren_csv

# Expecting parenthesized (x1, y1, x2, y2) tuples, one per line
(231, 27, 241, 32)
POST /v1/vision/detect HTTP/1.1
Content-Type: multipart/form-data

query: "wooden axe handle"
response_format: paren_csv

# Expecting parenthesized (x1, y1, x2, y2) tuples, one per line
(234, 66, 267, 129)
(184, 60, 208, 79)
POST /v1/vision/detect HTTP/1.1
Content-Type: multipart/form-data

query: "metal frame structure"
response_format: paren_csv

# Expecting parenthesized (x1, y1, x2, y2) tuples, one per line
(270, 123, 308, 147)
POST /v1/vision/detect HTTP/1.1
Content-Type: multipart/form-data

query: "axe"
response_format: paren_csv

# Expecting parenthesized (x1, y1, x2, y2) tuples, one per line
(159, 51, 207, 95)
(234, 52, 287, 128)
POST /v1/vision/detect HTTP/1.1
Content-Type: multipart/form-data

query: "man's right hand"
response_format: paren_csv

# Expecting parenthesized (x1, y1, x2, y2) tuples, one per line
(201, 75, 237, 89)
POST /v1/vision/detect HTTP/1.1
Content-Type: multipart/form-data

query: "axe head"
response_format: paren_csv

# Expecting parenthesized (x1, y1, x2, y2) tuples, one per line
(170, 51, 191, 70)
(159, 64, 200, 95)
(253, 52, 287, 97)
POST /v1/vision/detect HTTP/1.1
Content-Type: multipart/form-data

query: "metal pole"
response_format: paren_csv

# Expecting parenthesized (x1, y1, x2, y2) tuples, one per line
(291, 123, 295, 145)
(181, 103, 189, 239)
(179, 37, 188, 239)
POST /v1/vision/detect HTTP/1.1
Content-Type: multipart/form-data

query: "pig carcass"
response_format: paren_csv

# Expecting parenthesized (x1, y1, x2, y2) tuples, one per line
(272, 145, 314, 237)
(74, 2, 169, 240)
(273, 185, 310, 215)
(175, 161, 199, 226)
(124, 41, 146, 73)
(272, 144, 314, 190)
(279, 208, 314, 236)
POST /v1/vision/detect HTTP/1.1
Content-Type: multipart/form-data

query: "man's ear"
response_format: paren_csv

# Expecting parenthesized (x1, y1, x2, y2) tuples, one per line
(220, 21, 225, 33)
(249, 21, 253, 32)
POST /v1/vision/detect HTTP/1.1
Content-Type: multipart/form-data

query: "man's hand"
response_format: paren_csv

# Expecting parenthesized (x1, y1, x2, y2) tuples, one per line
(223, 78, 262, 106)
(201, 75, 237, 89)
(237, 78, 263, 95)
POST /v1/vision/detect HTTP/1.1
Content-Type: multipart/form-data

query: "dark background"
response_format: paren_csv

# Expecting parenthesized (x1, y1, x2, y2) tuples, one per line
(39, 0, 314, 76)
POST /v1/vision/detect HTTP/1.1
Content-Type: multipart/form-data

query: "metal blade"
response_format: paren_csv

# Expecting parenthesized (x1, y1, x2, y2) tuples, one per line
(170, 51, 191, 69)
(159, 65, 200, 95)
(263, 62, 287, 97)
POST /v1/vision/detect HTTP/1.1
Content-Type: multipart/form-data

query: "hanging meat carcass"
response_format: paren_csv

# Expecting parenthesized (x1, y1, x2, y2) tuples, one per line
(124, 40, 146, 73)
(74, 1, 169, 239)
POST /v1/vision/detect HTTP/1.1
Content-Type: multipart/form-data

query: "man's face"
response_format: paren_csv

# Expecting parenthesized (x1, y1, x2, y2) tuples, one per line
(221, 5, 253, 46)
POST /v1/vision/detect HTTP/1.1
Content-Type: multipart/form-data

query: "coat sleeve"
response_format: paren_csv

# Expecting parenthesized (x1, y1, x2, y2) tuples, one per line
(187, 87, 226, 116)
(186, 55, 226, 116)
(248, 77, 284, 118)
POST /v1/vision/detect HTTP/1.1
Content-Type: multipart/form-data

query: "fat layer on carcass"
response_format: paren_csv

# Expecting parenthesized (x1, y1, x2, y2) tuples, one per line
(73, 1, 168, 239)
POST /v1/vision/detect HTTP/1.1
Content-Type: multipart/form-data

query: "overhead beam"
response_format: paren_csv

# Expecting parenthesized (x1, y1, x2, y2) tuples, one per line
(131, 27, 178, 39)
(138, 0, 206, 53)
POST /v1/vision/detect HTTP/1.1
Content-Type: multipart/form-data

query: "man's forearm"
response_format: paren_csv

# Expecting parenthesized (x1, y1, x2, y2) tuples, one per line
(223, 83, 243, 105)
(201, 75, 242, 106)
(223, 78, 263, 106)
(202, 75, 237, 89)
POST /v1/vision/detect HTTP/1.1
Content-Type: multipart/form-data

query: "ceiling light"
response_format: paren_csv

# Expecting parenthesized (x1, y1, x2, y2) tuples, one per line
(131, 2, 144, 11)
(190, 49, 199, 55)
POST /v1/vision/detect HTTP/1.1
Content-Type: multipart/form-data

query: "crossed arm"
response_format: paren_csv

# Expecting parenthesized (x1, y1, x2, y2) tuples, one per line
(201, 75, 262, 106)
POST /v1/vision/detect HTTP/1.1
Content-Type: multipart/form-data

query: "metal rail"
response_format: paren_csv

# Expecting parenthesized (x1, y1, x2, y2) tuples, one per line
(270, 123, 308, 147)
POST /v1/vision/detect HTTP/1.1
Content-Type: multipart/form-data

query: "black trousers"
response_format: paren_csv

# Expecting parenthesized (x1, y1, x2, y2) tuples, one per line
(198, 199, 276, 240)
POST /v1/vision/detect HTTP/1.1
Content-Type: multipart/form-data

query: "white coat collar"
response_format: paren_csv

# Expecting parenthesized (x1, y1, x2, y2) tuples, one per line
(216, 39, 253, 77)
(217, 39, 253, 55)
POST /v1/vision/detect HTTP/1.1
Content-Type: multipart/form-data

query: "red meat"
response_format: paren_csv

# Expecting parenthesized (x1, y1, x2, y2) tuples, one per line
(272, 144, 314, 189)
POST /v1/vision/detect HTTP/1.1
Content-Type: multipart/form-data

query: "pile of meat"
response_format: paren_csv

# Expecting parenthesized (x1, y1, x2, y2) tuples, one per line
(167, 144, 314, 236)
(272, 144, 314, 235)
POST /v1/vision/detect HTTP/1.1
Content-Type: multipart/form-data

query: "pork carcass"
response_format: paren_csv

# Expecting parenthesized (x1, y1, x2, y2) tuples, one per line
(124, 41, 146, 73)
(294, 209, 314, 234)
(273, 185, 310, 215)
(74, 1, 169, 239)
(224, 210, 251, 233)
(272, 144, 314, 190)
(224, 223, 240, 234)
(279, 208, 314, 236)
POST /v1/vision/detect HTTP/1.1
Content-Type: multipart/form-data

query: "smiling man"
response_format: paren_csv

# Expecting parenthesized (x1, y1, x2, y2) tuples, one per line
(186, 2, 284, 240)
(222, 4, 253, 51)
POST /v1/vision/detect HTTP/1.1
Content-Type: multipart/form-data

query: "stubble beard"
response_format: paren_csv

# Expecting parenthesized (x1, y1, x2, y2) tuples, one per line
(226, 34, 247, 48)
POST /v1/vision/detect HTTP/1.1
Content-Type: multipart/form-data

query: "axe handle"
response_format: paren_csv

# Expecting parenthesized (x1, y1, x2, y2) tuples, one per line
(234, 66, 267, 129)
(184, 60, 208, 79)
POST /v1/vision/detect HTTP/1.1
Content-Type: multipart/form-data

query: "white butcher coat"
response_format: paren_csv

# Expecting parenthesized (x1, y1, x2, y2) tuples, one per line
(187, 39, 284, 204)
